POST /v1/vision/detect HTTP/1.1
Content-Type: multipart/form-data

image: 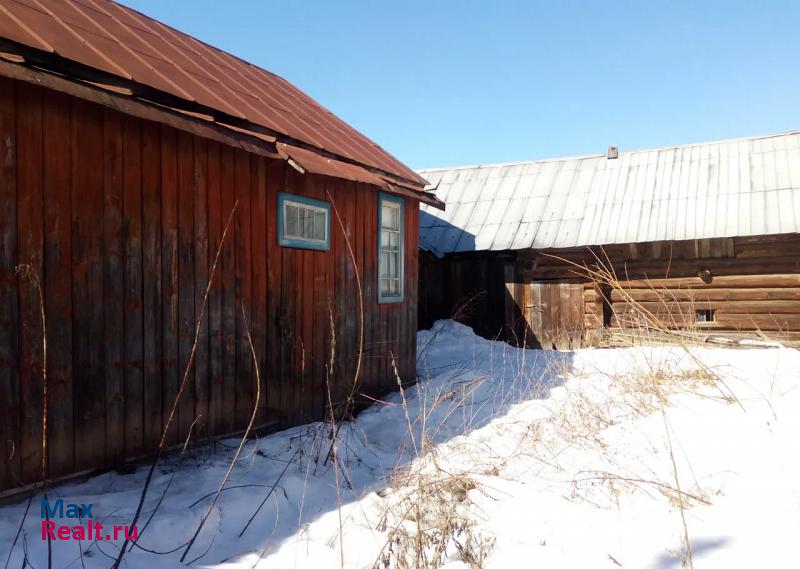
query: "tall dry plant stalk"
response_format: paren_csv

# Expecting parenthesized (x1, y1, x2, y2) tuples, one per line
(538, 250, 734, 568)
(543, 250, 741, 408)
(7, 265, 51, 569)
(324, 190, 364, 428)
(180, 300, 262, 563)
(111, 200, 238, 569)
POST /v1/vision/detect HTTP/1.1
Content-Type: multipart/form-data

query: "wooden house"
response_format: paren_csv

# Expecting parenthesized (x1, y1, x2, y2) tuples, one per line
(0, 0, 441, 494)
(418, 134, 800, 349)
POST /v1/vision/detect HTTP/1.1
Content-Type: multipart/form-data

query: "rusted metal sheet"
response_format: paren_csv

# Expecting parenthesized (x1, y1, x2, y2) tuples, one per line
(0, 0, 428, 188)
(279, 143, 444, 208)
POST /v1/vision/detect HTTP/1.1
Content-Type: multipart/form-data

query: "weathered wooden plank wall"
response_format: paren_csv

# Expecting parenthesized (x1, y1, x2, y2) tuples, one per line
(418, 250, 507, 340)
(420, 234, 800, 349)
(0, 76, 419, 493)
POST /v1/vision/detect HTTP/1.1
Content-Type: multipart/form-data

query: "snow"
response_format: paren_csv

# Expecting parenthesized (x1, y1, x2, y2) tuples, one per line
(2, 320, 799, 568)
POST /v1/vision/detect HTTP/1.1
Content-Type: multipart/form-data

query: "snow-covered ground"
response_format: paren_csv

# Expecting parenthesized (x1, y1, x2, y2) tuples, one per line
(2, 320, 799, 568)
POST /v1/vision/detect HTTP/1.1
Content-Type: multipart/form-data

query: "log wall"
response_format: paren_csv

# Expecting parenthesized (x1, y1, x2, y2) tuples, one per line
(419, 235, 800, 348)
(0, 76, 419, 493)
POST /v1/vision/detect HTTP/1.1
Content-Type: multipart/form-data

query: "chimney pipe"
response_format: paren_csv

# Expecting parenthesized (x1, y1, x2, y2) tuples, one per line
(607, 145, 618, 159)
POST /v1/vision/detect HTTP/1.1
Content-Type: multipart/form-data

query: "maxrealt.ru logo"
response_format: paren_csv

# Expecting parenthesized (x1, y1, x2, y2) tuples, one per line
(40, 499, 138, 541)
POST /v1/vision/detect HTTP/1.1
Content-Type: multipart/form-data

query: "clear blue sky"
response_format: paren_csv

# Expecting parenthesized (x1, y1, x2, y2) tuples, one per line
(120, 0, 800, 169)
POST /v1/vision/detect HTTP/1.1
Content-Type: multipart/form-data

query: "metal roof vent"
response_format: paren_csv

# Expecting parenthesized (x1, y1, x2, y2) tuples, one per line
(607, 145, 619, 159)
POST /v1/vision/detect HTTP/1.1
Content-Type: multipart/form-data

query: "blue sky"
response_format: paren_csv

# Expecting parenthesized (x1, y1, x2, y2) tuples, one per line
(120, 0, 800, 169)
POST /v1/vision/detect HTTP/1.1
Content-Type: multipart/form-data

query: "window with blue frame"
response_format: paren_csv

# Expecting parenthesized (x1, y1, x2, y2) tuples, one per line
(277, 192, 331, 251)
(378, 193, 404, 302)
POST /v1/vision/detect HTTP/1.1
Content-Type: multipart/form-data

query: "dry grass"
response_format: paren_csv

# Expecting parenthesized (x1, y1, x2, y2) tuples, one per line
(365, 255, 758, 569)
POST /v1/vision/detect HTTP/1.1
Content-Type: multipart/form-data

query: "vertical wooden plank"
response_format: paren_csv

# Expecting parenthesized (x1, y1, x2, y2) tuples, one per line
(296, 246, 309, 422)
(557, 284, 570, 349)
(361, 186, 375, 396)
(141, 120, 162, 450)
(352, 183, 367, 396)
(290, 236, 303, 425)
(176, 131, 195, 441)
(320, 182, 336, 416)
(71, 98, 105, 471)
(219, 144, 236, 434)
(573, 284, 585, 347)
(265, 159, 283, 424)
(123, 115, 144, 457)
(328, 180, 341, 406)
(42, 90, 73, 479)
(503, 264, 517, 345)
(342, 182, 356, 401)
(407, 201, 419, 381)
(290, 170, 306, 424)
(332, 179, 350, 407)
(401, 197, 413, 381)
(529, 283, 543, 347)
(300, 178, 315, 422)
(193, 137, 209, 437)
(519, 279, 531, 347)
(550, 284, 563, 349)
(16, 82, 44, 484)
(279, 170, 299, 426)
(251, 157, 268, 426)
(102, 108, 124, 466)
(206, 141, 222, 437)
(234, 150, 252, 425)
(0, 77, 20, 490)
(310, 178, 327, 419)
(160, 125, 180, 446)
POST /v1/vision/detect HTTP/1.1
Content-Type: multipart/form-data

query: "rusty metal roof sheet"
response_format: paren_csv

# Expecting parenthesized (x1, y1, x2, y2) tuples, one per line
(419, 131, 800, 256)
(0, 0, 427, 188)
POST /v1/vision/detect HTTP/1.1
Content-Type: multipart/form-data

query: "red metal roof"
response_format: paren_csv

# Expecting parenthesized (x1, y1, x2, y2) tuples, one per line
(0, 0, 428, 187)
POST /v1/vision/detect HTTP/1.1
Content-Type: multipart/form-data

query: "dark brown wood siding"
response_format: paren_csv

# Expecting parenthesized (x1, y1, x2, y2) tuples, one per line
(0, 76, 419, 493)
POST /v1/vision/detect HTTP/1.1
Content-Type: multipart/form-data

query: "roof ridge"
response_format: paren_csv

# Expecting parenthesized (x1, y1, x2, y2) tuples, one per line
(417, 129, 800, 174)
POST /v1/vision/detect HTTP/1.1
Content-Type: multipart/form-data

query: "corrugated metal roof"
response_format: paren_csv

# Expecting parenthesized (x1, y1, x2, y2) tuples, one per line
(418, 131, 800, 256)
(0, 0, 427, 188)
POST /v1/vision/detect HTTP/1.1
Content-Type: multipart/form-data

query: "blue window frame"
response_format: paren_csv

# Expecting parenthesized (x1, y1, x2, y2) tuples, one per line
(277, 192, 331, 251)
(378, 192, 404, 303)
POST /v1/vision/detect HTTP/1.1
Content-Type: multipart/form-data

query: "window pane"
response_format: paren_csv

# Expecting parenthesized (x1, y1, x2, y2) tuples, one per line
(302, 208, 313, 238)
(280, 196, 330, 248)
(380, 252, 389, 277)
(285, 204, 298, 237)
(313, 211, 326, 241)
(382, 204, 399, 230)
(379, 197, 403, 299)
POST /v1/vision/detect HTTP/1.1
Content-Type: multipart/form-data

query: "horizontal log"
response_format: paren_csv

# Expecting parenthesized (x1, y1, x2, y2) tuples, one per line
(614, 300, 800, 315)
(610, 288, 800, 303)
(735, 241, 800, 258)
(615, 274, 800, 289)
(525, 255, 800, 281)
(735, 233, 800, 245)
(705, 313, 800, 330)
(612, 313, 800, 331)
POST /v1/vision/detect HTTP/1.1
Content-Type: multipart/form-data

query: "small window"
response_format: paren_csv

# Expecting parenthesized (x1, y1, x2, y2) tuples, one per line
(378, 193, 404, 303)
(695, 309, 715, 323)
(278, 192, 330, 251)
